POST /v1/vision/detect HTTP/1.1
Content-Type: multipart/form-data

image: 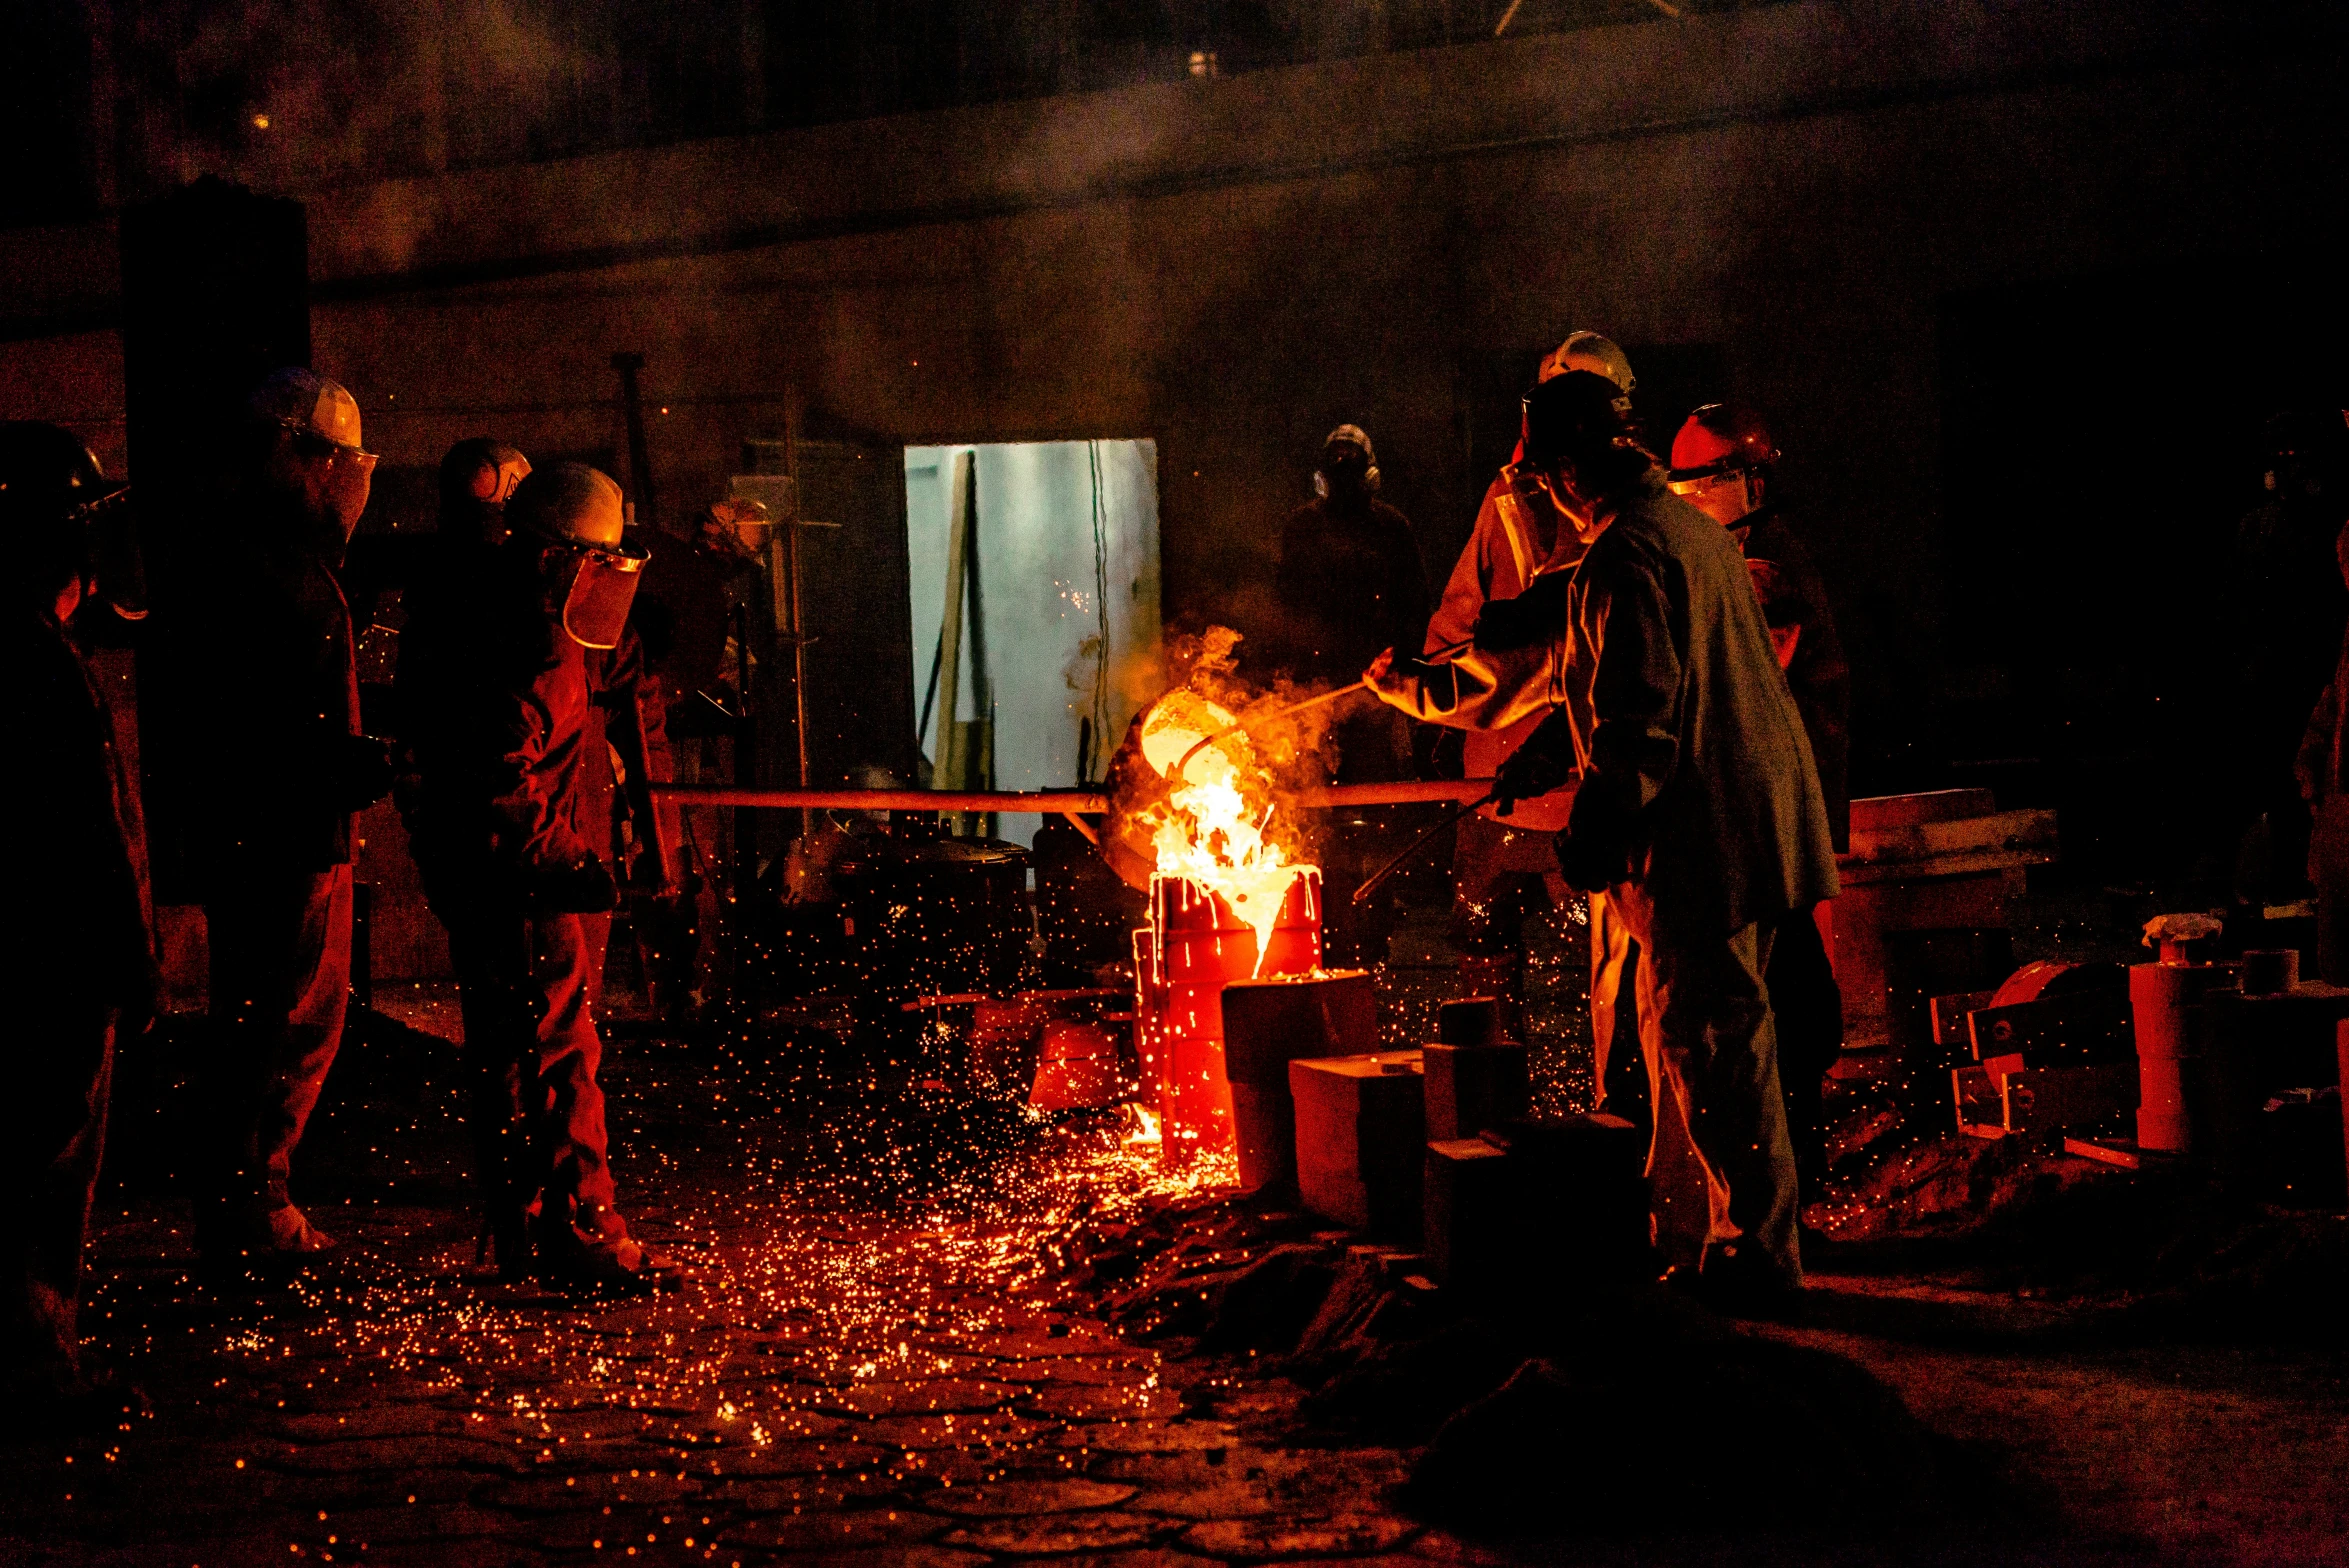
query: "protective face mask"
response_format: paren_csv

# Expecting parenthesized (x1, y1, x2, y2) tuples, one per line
(553, 536, 651, 649)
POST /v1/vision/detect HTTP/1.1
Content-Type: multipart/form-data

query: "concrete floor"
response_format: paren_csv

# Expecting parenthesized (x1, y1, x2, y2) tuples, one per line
(6, 929, 2345, 1567)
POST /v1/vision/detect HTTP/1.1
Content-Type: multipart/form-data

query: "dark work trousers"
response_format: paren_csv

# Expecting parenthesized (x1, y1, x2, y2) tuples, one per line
(431, 876, 621, 1266)
(1610, 883, 1802, 1289)
(1768, 902, 1843, 1200)
(202, 865, 353, 1237)
(4, 998, 116, 1398)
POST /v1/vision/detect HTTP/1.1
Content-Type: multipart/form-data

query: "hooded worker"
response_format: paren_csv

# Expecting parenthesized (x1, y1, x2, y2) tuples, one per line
(1667, 404, 1850, 1200)
(176, 367, 392, 1274)
(1496, 371, 1837, 1310)
(2, 423, 153, 1417)
(401, 460, 679, 1290)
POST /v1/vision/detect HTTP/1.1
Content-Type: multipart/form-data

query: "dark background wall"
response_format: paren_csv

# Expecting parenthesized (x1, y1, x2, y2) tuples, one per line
(2, 1, 2344, 876)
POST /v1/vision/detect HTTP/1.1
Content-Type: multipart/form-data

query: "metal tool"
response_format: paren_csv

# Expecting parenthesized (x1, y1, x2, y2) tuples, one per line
(1351, 790, 1498, 906)
(1169, 634, 1480, 780)
(1174, 678, 1369, 778)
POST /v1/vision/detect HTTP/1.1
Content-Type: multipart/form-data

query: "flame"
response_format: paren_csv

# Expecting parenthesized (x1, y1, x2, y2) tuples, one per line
(1136, 691, 1314, 976)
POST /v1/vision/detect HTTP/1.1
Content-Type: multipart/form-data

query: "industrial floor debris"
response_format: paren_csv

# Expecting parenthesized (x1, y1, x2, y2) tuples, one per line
(5, 944, 2344, 1568)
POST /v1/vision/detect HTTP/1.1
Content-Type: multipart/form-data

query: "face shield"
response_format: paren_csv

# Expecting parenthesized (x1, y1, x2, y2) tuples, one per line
(282, 421, 379, 547)
(1666, 460, 1758, 528)
(550, 535, 651, 649)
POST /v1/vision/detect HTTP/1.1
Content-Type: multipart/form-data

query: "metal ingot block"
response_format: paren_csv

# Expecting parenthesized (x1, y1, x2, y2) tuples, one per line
(1291, 1051, 1424, 1237)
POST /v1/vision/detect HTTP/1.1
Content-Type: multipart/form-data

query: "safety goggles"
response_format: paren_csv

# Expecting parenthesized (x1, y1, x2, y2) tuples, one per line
(280, 420, 381, 477)
(1665, 463, 1747, 499)
(550, 534, 651, 650)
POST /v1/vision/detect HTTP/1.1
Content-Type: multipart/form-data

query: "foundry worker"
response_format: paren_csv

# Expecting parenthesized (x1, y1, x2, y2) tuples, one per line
(1272, 424, 1429, 962)
(2228, 411, 2349, 900)
(1273, 424, 1430, 703)
(1666, 404, 1849, 1203)
(2294, 521, 2349, 984)
(1494, 371, 1837, 1309)
(1402, 333, 1644, 1094)
(178, 368, 390, 1273)
(400, 461, 679, 1289)
(2, 423, 154, 1415)
(394, 438, 533, 851)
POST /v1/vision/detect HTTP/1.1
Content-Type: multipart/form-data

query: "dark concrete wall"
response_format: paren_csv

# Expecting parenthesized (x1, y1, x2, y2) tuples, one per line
(3, 0, 2342, 793)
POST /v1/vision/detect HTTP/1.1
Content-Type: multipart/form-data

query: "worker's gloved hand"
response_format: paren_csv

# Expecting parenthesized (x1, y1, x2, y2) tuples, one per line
(1491, 737, 1573, 818)
(1474, 571, 1573, 653)
(525, 857, 618, 914)
(1364, 646, 1441, 706)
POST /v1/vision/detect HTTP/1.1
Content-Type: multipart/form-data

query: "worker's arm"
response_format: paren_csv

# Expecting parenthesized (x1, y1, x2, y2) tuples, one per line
(487, 649, 611, 911)
(1364, 638, 1559, 731)
(593, 627, 683, 891)
(1423, 485, 1507, 655)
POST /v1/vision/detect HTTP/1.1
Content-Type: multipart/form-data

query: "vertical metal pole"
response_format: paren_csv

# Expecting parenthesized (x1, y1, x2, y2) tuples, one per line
(611, 352, 657, 532)
(732, 600, 758, 906)
(784, 384, 812, 839)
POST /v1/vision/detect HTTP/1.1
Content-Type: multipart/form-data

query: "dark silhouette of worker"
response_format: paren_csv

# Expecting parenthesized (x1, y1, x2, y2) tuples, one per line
(2228, 411, 2349, 899)
(2297, 519, 2349, 984)
(1272, 424, 1429, 963)
(177, 369, 391, 1274)
(2, 423, 153, 1417)
(1495, 372, 1837, 1312)
(399, 461, 680, 1289)
(1666, 404, 1850, 1203)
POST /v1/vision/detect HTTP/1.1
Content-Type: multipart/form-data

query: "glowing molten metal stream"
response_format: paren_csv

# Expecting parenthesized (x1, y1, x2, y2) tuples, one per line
(1134, 694, 1322, 1169)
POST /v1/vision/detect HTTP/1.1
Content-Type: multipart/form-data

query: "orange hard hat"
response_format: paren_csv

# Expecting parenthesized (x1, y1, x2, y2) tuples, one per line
(1669, 403, 1779, 480)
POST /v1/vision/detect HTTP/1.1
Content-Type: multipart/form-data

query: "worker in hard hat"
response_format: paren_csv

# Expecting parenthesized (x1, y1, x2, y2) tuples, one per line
(1271, 423, 1431, 963)
(401, 461, 680, 1290)
(1491, 371, 1836, 1312)
(1667, 404, 1849, 1202)
(3, 422, 153, 1417)
(169, 368, 392, 1277)
(1363, 333, 1648, 1130)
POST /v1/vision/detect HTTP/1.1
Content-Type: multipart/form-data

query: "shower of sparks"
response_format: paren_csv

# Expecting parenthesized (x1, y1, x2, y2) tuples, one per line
(138, 1082, 1233, 1506)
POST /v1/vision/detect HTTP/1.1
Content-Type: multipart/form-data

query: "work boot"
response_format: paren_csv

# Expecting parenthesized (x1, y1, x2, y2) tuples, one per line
(534, 1201, 684, 1294)
(200, 1200, 333, 1281)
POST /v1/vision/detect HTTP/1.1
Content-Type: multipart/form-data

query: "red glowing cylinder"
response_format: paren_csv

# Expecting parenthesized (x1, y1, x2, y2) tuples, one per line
(1145, 871, 1323, 1169)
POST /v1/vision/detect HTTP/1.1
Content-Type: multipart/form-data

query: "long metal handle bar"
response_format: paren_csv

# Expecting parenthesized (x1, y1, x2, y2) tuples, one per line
(1351, 791, 1497, 905)
(647, 779, 1497, 813)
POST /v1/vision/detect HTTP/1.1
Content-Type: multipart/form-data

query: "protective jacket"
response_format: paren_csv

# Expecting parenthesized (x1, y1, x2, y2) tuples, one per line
(11, 608, 152, 1006)
(399, 547, 676, 888)
(1405, 471, 1593, 829)
(174, 522, 366, 881)
(1535, 470, 1839, 938)
(1738, 511, 1850, 851)
(1272, 495, 1430, 687)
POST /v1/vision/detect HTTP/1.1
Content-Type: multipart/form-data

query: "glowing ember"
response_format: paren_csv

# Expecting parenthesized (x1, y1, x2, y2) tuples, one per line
(1136, 691, 1316, 975)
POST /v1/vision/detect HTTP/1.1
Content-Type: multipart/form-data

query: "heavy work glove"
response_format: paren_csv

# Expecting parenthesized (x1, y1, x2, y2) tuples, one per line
(334, 733, 398, 810)
(523, 857, 618, 914)
(1491, 711, 1575, 818)
(1473, 571, 1574, 653)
